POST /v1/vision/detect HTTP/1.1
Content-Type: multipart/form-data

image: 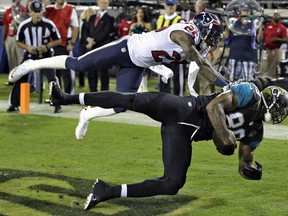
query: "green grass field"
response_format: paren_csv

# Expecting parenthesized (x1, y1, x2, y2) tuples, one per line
(0, 74, 288, 215)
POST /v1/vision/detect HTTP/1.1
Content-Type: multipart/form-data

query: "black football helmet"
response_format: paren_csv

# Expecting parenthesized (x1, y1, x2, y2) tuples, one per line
(192, 12, 223, 52)
(260, 86, 288, 124)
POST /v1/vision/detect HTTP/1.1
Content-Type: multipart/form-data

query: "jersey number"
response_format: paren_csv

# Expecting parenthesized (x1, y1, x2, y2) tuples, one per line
(226, 112, 245, 140)
(151, 50, 181, 62)
(184, 25, 199, 37)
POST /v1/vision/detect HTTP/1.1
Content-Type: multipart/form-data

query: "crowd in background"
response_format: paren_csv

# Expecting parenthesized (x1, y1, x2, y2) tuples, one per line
(1, 0, 288, 113)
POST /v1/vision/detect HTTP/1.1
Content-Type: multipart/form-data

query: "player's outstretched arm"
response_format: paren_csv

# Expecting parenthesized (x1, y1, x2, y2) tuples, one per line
(238, 142, 262, 180)
(171, 30, 228, 87)
(206, 90, 237, 155)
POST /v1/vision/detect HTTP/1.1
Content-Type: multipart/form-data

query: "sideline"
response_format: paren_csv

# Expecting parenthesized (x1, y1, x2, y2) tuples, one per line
(1, 100, 287, 140)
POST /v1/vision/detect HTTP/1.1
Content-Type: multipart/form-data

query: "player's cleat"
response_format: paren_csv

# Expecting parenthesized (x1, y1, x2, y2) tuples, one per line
(49, 81, 70, 105)
(7, 105, 19, 112)
(75, 106, 91, 140)
(9, 59, 35, 82)
(84, 179, 112, 211)
(54, 105, 62, 113)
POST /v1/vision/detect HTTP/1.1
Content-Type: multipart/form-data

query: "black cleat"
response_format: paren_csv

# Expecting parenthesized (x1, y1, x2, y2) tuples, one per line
(54, 105, 62, 113)
(5, 81, 13, 86)
(7, 105, 18, 112)
(49, 81, 70, 105)
(84, 179, 112, 211)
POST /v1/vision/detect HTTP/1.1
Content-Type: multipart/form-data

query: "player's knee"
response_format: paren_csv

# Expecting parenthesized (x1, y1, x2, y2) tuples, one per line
(162, 177, 186, 195)
(65, 57, 81, 71)
(113, 107, 127, 113)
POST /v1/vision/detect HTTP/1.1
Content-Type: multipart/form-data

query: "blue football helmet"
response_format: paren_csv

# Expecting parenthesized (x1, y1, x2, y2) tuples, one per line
(192, 12, 223, 52)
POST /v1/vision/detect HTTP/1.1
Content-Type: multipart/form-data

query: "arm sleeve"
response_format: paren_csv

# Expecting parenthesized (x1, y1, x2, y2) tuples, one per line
(230, 83, 260, 107)
(70, 8, 79, 27)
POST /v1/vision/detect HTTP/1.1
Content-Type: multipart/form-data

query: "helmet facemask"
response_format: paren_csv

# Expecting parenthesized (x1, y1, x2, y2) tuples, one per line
(261, 86, 288, 124)
(204, 24, 223, 53)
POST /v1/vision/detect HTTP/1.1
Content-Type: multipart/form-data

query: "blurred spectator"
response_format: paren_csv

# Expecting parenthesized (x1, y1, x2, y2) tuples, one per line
(129, 7, 153, 92)
(117, 8, 134, 37)
(257, 11, 288, 78)
(156, 0, 185, 95)
(191, 0, 212, 94)
(179, 0, 193, 96)
(86, 0, 115, 92)
(78, 7, 96, 87)
(7, 0, 62, 113)
(224, 4, 258, 81)
(2, 0, 27, 86)
(129, 7, 152, 34)
(42, 0, 50, 7)
(45, 0, 79, 93)
(193, 0, 205, 17)
(180, 0, 191, 23)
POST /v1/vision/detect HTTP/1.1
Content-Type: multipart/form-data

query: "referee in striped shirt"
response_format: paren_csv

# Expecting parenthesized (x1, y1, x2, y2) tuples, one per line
(7, 0, 62, 113)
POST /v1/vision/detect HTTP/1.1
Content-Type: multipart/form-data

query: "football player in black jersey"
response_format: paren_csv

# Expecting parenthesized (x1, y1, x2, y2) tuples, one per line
(49, 81, 288, 211)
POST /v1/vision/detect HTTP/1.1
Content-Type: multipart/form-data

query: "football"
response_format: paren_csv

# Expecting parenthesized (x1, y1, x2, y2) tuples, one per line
(212, 130, 237, 155)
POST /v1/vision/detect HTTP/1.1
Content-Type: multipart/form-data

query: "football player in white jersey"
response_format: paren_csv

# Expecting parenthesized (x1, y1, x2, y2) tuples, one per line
(9, 12, 227, 140)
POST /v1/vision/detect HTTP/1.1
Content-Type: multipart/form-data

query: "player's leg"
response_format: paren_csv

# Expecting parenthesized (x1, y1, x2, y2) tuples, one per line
(75, 66, 144, 140)
(43, 68, 62, 113)
(51, 80, 192, 124)
(51, 82, 136, 109)
(84, 125, 192, 210)
(9, 55, 68, 82)
(73, 37, 140, 139)
(9, 36, 130, 83)
(123, 125, 192, 197)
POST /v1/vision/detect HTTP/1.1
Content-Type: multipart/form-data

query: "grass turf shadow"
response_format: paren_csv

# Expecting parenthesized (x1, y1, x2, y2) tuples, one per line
(0, 168, 197, 215)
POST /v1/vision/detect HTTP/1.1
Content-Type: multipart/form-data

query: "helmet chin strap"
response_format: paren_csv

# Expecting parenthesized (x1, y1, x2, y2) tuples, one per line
(261, 92, 277, 122)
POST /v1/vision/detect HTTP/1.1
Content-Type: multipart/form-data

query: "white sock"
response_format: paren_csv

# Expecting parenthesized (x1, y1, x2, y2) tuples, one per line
(121, 184, 127, 197)
(33, 55, 68, 70)
(84, 107, 116, 120)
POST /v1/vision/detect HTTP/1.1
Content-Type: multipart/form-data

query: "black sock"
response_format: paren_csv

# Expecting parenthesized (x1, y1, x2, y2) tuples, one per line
(63, 94, 80, 105)
(75, 91, 135, 108)
(111, 185, 121, 198)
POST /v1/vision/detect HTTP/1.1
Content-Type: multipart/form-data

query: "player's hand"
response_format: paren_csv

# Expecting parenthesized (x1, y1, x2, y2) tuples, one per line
(215, 129, 236, 146)
(213, 129, 237, 156)
(242, 161, 262, 180)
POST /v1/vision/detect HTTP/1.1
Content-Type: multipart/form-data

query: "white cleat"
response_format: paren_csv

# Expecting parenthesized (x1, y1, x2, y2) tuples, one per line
(9, 59, 35, 82)
(75, 106, 91, 140)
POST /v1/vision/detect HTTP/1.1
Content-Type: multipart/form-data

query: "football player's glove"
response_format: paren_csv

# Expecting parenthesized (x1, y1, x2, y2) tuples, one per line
(242, 161, 262, 180)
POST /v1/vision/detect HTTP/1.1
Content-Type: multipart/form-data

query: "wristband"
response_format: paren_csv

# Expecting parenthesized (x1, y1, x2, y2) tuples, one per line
(70, 41, 75, 46)
(215, 77, 229, 87)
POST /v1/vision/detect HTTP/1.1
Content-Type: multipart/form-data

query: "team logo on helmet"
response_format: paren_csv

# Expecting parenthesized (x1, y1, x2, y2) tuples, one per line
(197, 12, 221, 26)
